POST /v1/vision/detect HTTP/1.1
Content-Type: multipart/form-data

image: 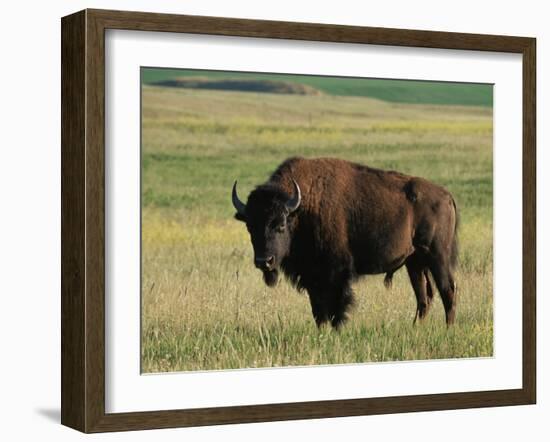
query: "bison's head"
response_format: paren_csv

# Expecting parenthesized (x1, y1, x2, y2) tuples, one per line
(232, 179, 301, 287)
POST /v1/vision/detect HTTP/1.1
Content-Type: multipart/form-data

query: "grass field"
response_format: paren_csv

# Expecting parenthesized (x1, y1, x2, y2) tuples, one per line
(142, 68, 493, 107)
(141, 77, 493, 373)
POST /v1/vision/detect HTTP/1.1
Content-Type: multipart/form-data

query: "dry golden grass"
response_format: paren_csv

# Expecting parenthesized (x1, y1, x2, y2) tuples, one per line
(141, 86, 493, 373)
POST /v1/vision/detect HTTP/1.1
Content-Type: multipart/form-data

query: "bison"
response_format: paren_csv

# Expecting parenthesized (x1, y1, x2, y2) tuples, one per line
(232, 157, 458, 328)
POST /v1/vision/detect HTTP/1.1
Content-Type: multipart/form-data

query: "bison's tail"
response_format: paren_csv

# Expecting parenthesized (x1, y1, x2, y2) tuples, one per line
(450, 196, 459, 271)
(384, 272, 393, 289)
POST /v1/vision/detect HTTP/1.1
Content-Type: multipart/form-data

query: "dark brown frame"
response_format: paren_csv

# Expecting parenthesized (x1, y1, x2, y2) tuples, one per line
(61, 8, 536, 433)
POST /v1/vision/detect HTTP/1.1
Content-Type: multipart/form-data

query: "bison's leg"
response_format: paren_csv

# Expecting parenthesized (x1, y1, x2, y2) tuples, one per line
(306, 280, 354, 329)
(327, 282, 355, 330)
(428, 258, 457, 326)
(405, 254, 432, 323)
(424, 269, 434, 305)
(307, 291, 330, 328)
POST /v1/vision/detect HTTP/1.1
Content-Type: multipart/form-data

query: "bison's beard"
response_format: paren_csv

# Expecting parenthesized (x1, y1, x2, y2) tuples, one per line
(262, 269, 279, 287)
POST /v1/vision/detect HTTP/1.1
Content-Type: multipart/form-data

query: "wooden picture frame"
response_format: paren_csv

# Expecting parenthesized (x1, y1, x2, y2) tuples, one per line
(61, 8, 536, 433)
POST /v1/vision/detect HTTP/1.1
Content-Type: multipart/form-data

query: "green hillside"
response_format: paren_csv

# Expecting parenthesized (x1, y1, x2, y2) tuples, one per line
(141, 68, 493, 107)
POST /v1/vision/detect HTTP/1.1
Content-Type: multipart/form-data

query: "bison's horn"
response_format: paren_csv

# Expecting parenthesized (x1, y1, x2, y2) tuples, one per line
(286, 179, 301, 213)
(232, 181, 247, 215)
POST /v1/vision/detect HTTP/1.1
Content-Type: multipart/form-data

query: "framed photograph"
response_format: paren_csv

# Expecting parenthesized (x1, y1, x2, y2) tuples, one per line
(61, 9, 536, 433)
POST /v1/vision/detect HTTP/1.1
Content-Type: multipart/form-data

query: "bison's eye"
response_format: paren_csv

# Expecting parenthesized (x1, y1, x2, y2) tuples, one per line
(270, 218, 286, 233)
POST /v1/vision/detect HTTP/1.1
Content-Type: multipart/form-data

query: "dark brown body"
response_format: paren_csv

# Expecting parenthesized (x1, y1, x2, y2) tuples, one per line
(236, 157, 458, 328)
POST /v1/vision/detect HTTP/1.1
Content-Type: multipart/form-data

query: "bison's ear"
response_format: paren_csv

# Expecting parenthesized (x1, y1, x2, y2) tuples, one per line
(234, 212, 247, 223)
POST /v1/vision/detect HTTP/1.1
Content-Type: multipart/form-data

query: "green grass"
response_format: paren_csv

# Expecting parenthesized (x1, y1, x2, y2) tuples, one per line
(141, 84, 493, 373)
(142, 68, 493, 107)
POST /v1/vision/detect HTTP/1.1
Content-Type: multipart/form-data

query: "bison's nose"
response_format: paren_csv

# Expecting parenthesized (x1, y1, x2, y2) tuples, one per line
(255, 255, 275, 270)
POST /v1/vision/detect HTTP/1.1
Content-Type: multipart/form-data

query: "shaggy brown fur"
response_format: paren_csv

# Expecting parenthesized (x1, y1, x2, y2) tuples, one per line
(233, 157, 459, 328)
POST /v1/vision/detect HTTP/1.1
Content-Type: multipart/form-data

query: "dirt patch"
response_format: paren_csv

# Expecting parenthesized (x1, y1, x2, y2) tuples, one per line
(153, 76, 323, 96)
